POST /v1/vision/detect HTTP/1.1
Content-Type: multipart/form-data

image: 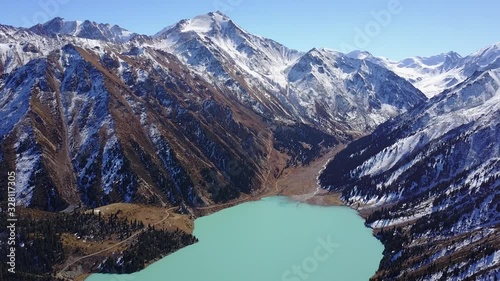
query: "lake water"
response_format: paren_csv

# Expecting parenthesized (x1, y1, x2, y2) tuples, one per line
(86, 196, 383, 281)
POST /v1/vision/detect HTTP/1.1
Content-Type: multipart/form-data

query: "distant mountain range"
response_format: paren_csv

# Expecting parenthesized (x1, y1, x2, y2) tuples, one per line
(348, 43, 500, 98)
(29, 17, 137, 43)
(0, 11, 498, 281)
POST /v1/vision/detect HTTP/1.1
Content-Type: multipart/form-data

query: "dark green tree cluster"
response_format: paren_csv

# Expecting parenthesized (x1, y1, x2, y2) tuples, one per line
(0, 209, 144, 280)
(22, 210, 144, 241)
(0, 224, 65, 281)
(99, 226, 198, 273)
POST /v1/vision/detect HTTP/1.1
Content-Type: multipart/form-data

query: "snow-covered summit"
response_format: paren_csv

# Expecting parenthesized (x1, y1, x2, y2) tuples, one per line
(153, 11, 302, 90)
(155, 11, 232, 37)
(29, 17, 136, 43)
(346, 50, 374, 60)
(397, 51, 461, 68)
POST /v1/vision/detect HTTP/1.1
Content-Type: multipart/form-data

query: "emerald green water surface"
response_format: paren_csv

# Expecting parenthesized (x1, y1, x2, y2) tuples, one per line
(86, 196, 383, 281)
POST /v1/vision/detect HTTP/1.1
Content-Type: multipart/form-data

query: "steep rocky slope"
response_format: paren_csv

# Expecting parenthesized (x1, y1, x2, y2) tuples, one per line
(319, 69, 500, 280)
(0, 40, 276, 210)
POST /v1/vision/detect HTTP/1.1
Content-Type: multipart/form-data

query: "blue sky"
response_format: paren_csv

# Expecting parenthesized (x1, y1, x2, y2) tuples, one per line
(1, 0, 498, 60)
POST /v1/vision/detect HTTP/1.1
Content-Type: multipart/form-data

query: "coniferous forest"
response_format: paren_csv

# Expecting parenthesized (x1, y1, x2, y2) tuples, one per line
(0, 209, 197, 281)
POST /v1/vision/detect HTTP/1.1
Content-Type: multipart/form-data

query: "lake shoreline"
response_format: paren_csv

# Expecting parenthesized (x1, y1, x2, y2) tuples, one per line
(87, 196, 384, 281)
(193, 144, 348, 219)
(79, 145, 385, 281)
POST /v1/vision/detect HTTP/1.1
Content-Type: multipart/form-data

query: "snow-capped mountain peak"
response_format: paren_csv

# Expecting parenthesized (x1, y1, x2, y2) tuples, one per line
(395, 51, 462, 70)
(346, 50, 375, 60)
(152, 11, 303, 92)
(29, 17, 135, 43)
(178, 11, 231, 34)
(471, 42, 500, 56)
(467, 42, 500, 69)
(154, 11, 234, 38)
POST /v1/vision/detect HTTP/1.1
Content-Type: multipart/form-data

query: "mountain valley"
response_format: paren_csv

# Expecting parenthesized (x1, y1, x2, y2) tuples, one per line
(0, 11, 498, 281)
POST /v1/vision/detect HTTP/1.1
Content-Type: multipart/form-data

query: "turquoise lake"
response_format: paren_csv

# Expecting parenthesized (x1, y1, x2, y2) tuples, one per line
(86, 196, 383, 281)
